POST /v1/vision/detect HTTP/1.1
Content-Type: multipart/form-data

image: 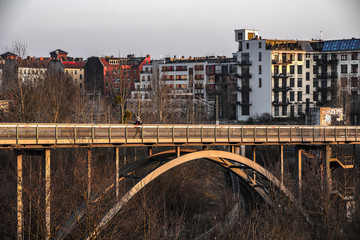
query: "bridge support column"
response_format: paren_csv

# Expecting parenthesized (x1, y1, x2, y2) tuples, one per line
(296, 147, 302, 199)
(234, 146, 240, 155)
(87, 148, 92, 199)
(325, 145, 332, 195)
(148, 147, 153, 156)
(280, 145, 284, 185)
(240, 145, 246, 157)
(115, 147, 119, 199)
(44, 149, 51, 240)
(16, 151, 23, 240)
(176, 146, 180, 157)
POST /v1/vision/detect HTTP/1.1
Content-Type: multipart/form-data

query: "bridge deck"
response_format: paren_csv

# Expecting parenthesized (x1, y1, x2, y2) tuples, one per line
(0, 124, 359, 148)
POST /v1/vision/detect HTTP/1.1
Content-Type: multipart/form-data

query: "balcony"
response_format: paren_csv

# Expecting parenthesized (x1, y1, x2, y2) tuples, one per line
(316, 72, 330, 79)
(238, 60, 252, 66)
(272, 59, 292, 65)
(238, 85, 252, 92)
(273, 73, 289, 78)
(272, 99, 290, 106)
(237, 100, 252, 105)
(273, 86, 292, 92)
(236, 73, 252, 79)
(316, 58, 338, 66)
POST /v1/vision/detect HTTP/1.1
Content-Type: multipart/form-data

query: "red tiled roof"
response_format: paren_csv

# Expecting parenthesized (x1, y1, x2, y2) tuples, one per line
(62, 61, 85, 68)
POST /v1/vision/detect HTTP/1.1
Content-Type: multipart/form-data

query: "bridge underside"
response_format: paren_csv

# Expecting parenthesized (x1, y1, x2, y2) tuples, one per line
(55, 149, 293, 239)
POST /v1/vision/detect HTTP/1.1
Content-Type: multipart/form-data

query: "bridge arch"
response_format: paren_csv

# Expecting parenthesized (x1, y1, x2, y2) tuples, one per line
(88, 150, 294, 239)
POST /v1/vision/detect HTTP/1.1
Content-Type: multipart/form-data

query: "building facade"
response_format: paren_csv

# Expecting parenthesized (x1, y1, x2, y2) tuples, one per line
(234, 29, 360, 122)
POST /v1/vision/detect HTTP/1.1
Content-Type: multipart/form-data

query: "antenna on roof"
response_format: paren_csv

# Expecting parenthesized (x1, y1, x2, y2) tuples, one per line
(320, 30, 323, 41)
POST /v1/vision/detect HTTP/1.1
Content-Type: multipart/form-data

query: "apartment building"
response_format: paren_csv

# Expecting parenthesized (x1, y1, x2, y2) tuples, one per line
(234, 29, 360, 121)
(85, 54, 150, 96)
(136, 56, 237, 120)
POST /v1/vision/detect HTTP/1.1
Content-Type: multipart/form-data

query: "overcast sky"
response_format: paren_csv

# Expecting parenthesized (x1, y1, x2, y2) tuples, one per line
(0, 0, 359, 59)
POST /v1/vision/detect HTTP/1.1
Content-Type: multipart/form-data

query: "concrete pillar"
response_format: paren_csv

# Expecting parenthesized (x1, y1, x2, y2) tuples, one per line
(241, 145, 246, 157)
(280, 145, 284, 185)
(45, 149, 51, 240)
(234, 146, 240, 155)
(296, 147, 302, 197)
(16, 151, 23, 240)
(176, 146, 180, 157)
(148, 147, 153, 156)
(115, 147, 119, 199)
(325, 145, 332, 195)
(87, 148, 92, 199)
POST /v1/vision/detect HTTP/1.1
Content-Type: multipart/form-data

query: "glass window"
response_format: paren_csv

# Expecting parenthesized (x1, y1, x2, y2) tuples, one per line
(290, 78, 295, 87)
(259, 78, 262, 88)
(306, 85, 310, 94)
(298, 78, 302, 87)
(298, 104, 303, 115)
(290, 65, 295, 74)
(259, 52, 262, 61)
(259, 65, 262, 74)
(298, 91, 302, 101)
(341, 65, 348, 74)
(306, 60, 310, 68)
(246, 43, 249, 49)
(313, 91, 318, 101)
(290, 91, 294, 101)
(259, 42, 262, 48)
(274, 106, 279, 116)
(306, 72, 310, 81)
(282, 106, 287, 116)
(297, 65, 303, 74)
(297, 53, 303, 61)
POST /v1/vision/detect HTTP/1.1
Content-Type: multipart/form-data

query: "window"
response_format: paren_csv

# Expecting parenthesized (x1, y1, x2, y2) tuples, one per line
(341, 53, 347, 61)
(80, 83, 82, 89)
(306, 85, 310, 94)
(290, 65, 295, 74)
(75, 70, 77, 75)
(259, 42, 262, 48)
(306, 60, 310, 68)
(274, 106, 279, 116)
(306, 72, 310, 81)
(341, 65, 348, 74)
(297, 65, 303, 75)
(313, 78, 318, 87)
(313, 54, 319, 61)
(290, 78, 295, 87)
(75, 79, 77, 84)
(351, 52, 358, 60)
(274, 92, 279, 102)
(298, 104, 303, 115)
(298, 78, 302, 87)
(282, 106, 287, 116)
(351, 64, 358, 73)
(298, 91, 302, 101)
(313, 65, 319, 74)
(259, 78, 262, 88)
(66, 70, 68, 74)
(290, 105, 295, 117)
(258, 52, 262, 61)
(80, 74, 82, 80)
(297, 53, 303, 61)
(274, 65, 279, 74)
(259, 65, 262, 74)
(238, 32, 243, 40)
(290, 91, 294, 101)
(246, 43, 249, 49)
(313, 91, 318, 101)
(306, 53, 310, 58)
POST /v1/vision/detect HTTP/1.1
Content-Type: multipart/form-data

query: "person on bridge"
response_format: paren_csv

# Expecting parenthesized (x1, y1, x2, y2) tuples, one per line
(133, 116, 142, 138)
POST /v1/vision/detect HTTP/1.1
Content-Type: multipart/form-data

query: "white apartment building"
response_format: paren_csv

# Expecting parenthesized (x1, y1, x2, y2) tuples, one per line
(234, 29, 360, 121)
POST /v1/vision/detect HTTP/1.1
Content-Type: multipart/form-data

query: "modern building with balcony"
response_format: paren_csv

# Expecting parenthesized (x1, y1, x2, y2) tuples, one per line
(234, 28, 360, 121)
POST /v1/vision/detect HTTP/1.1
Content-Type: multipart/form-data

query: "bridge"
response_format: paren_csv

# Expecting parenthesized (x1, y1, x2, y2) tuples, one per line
(5, 124, 358, 239)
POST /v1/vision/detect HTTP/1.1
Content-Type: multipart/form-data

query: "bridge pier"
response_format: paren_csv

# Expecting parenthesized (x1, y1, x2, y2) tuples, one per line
(16, 151, 23, 240)
(325, 145, 332, 196)
(295, 147, 302, 199)
(87, 148, 92, 199)
(45, 149, 51, 240)
(115, 147, 119, 199)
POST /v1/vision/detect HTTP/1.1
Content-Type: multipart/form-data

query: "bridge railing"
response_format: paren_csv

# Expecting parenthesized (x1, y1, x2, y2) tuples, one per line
(0, 124, 359, 146)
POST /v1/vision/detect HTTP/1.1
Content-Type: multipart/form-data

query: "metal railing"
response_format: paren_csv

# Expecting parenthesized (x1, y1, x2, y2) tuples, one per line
(0, 124, 359, 147)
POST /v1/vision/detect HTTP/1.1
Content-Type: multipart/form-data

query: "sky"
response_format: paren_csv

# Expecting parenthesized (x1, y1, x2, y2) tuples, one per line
(0, 0, 359, 59)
